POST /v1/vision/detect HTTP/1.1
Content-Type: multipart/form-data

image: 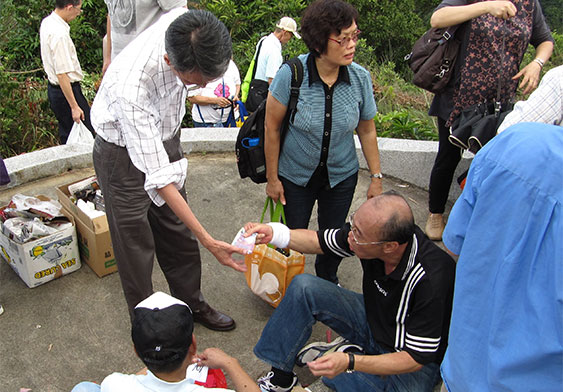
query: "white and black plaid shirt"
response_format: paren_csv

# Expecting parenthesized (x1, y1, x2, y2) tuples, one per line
(91, 8, 190, 206)
(498, 65, 563, 133)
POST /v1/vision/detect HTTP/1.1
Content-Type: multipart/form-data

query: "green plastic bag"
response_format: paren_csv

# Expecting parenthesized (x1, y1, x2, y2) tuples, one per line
(241, 37, 265, 103)
(240, 58, 255, 103)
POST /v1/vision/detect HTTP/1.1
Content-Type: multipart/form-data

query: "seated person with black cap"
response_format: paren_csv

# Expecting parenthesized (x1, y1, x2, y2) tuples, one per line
(71, 292, 260, 392)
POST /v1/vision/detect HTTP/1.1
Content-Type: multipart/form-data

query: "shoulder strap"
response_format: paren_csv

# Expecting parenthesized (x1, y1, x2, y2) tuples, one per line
(195, 104, 206, 125)
(280, 57, 304, 148)
(495, 21, 507, 114)
(251, 37, 266, 80)
(441, 24, 460, 43)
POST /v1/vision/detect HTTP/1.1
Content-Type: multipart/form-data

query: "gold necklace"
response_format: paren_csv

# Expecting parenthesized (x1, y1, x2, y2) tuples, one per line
(323, 75, 338, 88)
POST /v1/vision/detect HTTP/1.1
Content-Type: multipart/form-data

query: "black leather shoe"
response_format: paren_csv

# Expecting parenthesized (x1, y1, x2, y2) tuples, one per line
(193, 304, 236, 331)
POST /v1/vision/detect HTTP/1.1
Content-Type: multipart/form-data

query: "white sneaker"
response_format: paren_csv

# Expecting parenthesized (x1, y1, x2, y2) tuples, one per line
(258, 371, 298, 392)
(0, 304, 4, 316)
(295, 336, 364, 367)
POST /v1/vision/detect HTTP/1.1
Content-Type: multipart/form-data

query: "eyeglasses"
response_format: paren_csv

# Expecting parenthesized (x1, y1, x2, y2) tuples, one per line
(328, 30, 361, 47)
(348, 212, 386, 246)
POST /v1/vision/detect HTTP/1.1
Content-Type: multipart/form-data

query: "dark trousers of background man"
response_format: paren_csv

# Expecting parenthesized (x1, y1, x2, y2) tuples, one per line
(47, 82, 95, 144)
(93, 134, 206, 319)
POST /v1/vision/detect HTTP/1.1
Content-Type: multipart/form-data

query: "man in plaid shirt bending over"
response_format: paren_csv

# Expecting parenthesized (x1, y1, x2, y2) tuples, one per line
(91, 9, 244, 331)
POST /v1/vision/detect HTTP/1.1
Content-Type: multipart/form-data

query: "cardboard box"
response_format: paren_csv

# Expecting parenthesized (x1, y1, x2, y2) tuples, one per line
(0, 200, 81, 288)
(56, 180, 117, 277)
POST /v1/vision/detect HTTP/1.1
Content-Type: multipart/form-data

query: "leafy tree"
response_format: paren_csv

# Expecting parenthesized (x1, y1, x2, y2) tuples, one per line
(0, 0, 106, 73)
(540, 0, 562, 33)
(194, 0, 308, 74)
(0, 0, 560, 158)
(348, 0, 428, 76)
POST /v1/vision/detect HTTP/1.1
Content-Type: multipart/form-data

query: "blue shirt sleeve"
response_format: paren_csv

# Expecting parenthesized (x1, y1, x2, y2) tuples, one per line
(442, 162, 481, 255)
(269, 63, 291, 107)
(356, 65, 378, 120)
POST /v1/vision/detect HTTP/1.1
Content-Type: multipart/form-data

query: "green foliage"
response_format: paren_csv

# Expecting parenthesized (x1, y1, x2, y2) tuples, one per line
(374, 110, 437, 141)
(0, 0, 560, 157)
(349, 0, 428, 77)
(196, 0, 307, 73)
(0, 0, 47, 72)
(547, 31, 563, 70)
(70, 0, 108, 72)
(0, 65, 59, 157)
(540, 0, 562, 33)
(0, 0, 106, 73)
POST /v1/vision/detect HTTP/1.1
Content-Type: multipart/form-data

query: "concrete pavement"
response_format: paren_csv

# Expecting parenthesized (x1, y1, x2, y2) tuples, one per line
(0, 152, 449, 391)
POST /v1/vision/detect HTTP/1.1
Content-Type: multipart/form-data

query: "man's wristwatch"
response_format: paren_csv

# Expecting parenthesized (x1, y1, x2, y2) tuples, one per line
(346, 353, 355, 373)
(370, 172, 383, 179)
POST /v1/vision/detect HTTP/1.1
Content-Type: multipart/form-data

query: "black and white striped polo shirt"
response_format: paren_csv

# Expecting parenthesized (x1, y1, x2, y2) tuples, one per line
(318, 224, 455, 365)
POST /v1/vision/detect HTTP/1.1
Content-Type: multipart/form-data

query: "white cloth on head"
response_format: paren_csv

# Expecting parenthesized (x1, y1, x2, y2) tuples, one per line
(135, 291, 190, 310)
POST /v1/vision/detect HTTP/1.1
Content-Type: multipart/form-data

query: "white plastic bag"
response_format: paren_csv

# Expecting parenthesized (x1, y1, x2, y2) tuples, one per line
(66, 121, 94, 145)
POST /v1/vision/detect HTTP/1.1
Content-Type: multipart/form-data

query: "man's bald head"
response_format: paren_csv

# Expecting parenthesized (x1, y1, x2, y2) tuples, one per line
(359, 191, 415, 245)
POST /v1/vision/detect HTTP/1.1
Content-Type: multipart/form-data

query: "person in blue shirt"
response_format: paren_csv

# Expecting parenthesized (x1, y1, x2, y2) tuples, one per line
(441, 122, 563, 391)
(264, 0, 383, 286)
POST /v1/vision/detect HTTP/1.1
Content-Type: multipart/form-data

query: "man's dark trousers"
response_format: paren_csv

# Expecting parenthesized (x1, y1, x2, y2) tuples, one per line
(47, 81, 94, 144)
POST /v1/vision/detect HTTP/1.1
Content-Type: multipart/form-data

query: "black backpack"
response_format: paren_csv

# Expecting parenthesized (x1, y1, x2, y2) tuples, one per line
(235, 57, 304, 184)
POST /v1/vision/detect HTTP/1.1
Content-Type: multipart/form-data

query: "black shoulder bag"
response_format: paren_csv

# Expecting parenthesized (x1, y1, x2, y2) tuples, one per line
(405, 25, 460, 94)
(246, 39, 269, 112)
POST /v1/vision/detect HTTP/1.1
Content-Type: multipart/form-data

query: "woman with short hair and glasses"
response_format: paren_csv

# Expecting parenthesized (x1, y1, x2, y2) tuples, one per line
(264, 0, 382, 286)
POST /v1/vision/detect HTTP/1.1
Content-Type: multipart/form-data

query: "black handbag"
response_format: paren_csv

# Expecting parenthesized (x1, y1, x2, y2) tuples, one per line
(448, 24, 512, 154)
(448, 101, 513, 153)
(244, 37, 269, 113)
(405, 25, 460, 94)
(245, 78, 269, 112)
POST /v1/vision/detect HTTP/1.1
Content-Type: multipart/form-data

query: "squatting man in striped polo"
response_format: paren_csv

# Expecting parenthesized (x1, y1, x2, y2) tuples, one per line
(245, 191, 455, 392)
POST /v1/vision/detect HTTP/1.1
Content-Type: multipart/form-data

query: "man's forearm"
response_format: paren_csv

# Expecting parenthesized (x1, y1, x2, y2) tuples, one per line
(56, 73, 79, 110)
(188, 95, 220, 105)
(355, 351, 423, 376)
(288, 229, 324, 254)
(156, 184, 213, 247)
(103, 14, 112, 73)
(309, 348, 423, 379)
(264, 223, 323, 254)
